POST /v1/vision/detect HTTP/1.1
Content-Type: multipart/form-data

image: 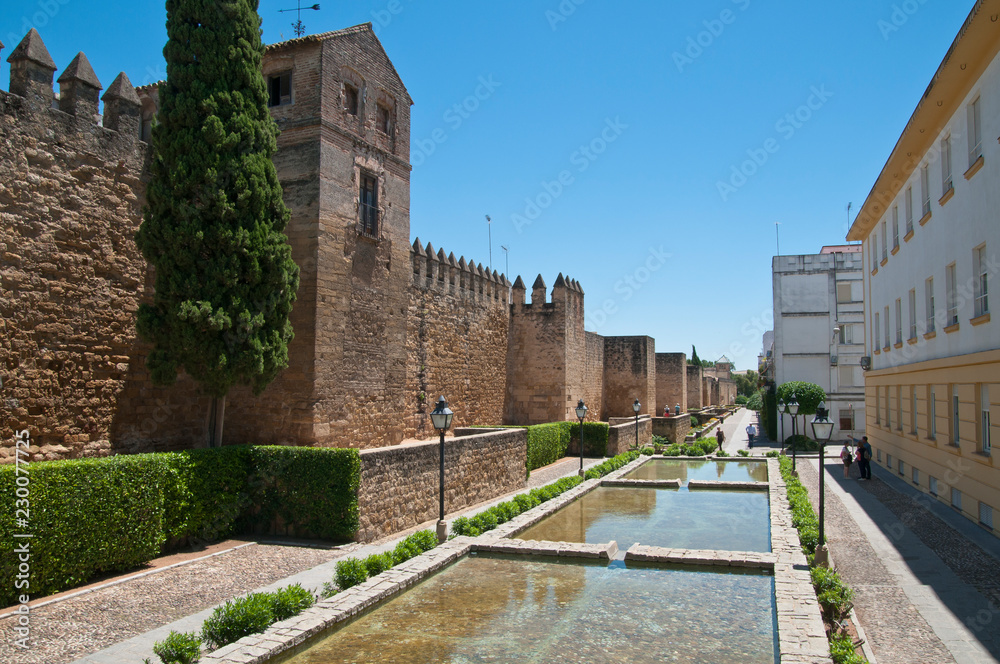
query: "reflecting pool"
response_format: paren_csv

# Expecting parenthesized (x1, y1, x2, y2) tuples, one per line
(515, 486, 770, 551)
(278, 555, 778, 664)
(623, 459, 768, 483)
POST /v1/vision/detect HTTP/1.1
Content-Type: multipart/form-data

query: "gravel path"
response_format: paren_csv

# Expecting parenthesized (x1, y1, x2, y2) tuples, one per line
(795, 460, 956, 664)
(0, 543, 350, 664)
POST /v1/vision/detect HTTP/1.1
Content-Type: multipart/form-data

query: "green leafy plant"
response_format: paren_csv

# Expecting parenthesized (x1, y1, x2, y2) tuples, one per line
(525, 422, 571, 472)
(829, 633, 866, 664)
(738, 449, 750, 457)
(334, 558, 369, 591)
(569, 421, 611, 457)
(811, 567, 855, 625)
(201, 592, 276, 649)
(783, 434, 819, 452)
(362, 552, 394, 578)
(765, 450, 781, 458)
(271, 584, 315, 621)
(153, 630, 201, 664)
(716, 450, 730, 457)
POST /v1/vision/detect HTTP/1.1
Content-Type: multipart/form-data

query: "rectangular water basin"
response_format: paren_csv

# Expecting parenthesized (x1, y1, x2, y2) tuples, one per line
(623, 458, 768, 483)
(515, 485, 771, 552)
(276, 554, 778, 664)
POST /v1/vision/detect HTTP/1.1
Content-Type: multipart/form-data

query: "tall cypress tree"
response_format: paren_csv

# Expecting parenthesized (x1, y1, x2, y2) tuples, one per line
(136, 0, 299, 444)
(690, 345, 701, 366)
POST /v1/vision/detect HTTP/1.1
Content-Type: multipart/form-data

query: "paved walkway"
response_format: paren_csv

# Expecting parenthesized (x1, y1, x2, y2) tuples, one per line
(3, 455, 604, 664)
(797, 456, 1000, 664)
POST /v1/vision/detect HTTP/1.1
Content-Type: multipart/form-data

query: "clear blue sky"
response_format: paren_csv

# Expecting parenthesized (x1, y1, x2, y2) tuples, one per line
(1, 0, 975, 370)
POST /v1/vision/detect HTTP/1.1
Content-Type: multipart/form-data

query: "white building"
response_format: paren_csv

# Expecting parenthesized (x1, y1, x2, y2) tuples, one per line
(847, 0, 999, 531)
(772, 246, 866, 441)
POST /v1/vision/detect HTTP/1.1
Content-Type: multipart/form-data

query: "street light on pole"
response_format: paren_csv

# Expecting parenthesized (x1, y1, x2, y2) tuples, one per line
(485, 215, 492, 272)
(429, 396, 454, 543)
(576, 399, 588, 477)
(788, 396, 799, 473)
(811, 402, 835, 567)
(777, 399, 785, 450)
(633, 398, 641, 450)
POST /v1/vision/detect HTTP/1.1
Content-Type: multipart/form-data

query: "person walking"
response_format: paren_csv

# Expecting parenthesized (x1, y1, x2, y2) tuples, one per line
(840, 442, 854, 479)
(745, 423, 756, 448)
(715, 427, 725, 452)
(851, 435, 873, 479)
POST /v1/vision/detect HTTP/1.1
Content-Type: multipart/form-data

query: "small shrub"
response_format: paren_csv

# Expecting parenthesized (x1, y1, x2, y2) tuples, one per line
(765, 450, 780, 458)
(391, 538, 420, 564)
(470, 510, 498, 533)
(319, 582, 339, 599)
(829, 633, 866, 664)
(783, 434, 818, 452)
(362, 552, 394, 579)
(407, 529, 439, 553)
(640, 446, 655, 455)
(271, 584, 315, 621)
(514, 493, 540, 512)
(153, 630, 201, 664)
(690, 416, 698, 427)
(812, 567, 854, 625)
(201, 592, 275, 649)
(716, 450, 729, 457)
(738, 449, 750, 457)
(450, 516, 473, 537)
(334, 558, 368, 591)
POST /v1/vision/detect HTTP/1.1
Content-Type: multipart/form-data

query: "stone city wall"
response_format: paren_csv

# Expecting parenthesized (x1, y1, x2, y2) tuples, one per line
(655, 352, 687, 415)
(583, 331, 605, 421)
(602, 336, 656, 419)
(651, 414, 691, 445)
(606, 416, 652, 455)
(356, 427, 526, 541)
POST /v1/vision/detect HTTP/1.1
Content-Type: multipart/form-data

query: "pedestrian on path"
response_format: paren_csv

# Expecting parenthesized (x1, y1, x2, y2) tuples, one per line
(840, 442, 853, 479)
(715, 427, 725, 452)
(851, 435, 873, 479)
(746, 423, 755, 448)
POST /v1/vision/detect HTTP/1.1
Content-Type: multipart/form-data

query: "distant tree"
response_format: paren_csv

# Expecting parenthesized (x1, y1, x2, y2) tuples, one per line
(776, 381, 826, 439)
(734, 370, 759, 397)
(136, 0, 299, 445)
(690, 345, 701, 366)
(746, 390, 763, 412)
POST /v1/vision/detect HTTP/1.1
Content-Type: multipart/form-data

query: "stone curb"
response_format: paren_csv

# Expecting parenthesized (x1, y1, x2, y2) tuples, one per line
(473, 539, 618, 560)
(601, 478, 680, 488)
(687, 480, 769, 491)
(624, 543, 776, 569)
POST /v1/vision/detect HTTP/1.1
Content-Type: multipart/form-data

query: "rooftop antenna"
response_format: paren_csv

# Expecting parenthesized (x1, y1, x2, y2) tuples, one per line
(485, 215, 492, 272)
(278, 2, 320, 37)
(846, 202, 855, 243)
(775, 221, 781, 256)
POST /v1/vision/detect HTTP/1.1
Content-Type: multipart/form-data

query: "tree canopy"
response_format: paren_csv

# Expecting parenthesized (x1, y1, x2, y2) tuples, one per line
(136, 0, 299, 398)
(733, 370, 759, 397)
(776, 381, 826, 416)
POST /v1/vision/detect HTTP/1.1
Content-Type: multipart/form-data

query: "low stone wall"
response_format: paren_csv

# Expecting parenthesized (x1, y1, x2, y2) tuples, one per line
(356, 428, 527, 542)
(606, 416, 651, 455)
(651, 414, 691, 445)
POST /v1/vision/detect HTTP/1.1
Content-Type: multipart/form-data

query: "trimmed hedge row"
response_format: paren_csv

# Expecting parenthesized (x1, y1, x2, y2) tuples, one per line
(0, 446, 360, 606)
(325, 529, 440, 596)
(525, 422, 570, 472)
(569, 421, 610, 457)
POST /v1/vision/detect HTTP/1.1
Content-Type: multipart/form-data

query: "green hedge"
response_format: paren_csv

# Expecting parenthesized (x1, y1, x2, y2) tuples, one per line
(525, 422, 571, 472)
(0, 446, 360, 606)
(569, 421, 609, 457)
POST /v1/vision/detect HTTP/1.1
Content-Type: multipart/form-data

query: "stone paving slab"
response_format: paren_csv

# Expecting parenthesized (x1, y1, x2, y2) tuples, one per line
(473, 539, 618, 560)
(687, 479, 769, 490)
(624, 543, 776, 569)
(600, 478, 680, 488)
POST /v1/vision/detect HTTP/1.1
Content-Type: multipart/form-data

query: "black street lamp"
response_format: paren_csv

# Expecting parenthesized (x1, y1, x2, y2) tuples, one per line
(430, 396, 454, 543)
(576, 399, 588, 477)
(788, 396, 799, 473)
(811, 402, 835, 567)
(633, 398, 641, 450)
(777, 399, 785, 450)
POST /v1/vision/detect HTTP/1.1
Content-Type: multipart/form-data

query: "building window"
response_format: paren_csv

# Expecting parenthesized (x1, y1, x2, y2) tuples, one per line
(892, 206, 900, 249)
(912, 466, 919, 485)
(946, 263, 958, 326)
(886, 386, 891, 430)
(874, 312, 880, 352)
(974, 244, 989, 317)
(884, 305, 891, 348)
(905, 186, 914, 234)
(929, 475, 938, 496)
(839, 323, 854, 345)
(837, 282, 852, 304)
(981, 502, 994, 530)
(876, 387, 882, 425)
(911, 387, 919, 435)
(839, 365, 854, 388)
(267, 72, 292, 107)
(895, 298, 903, 345)
(925, 277, 936, 333)
(877, 449, 882, 462)
(929, 386, 937, 439)
(839, 408, 855, 432)
(953, 393, 961, 445)
(359, 172, 379, 238)
(921, 164, 931, 216)
(968, 96, 982, 167)
(898, 458, 904, 476)
(908, 289, 917, 340)
(344, 83, 359, 116)
(881, 221, 888, 261)
(951, 487, 962, 511)
(376, 102, 393, 135)
(897, 385, 903, 430)
(887, 452, 892, 468)
(942, 135, 953, 194)
(871, 236, 878, 271)
(982, 384, 991, 456)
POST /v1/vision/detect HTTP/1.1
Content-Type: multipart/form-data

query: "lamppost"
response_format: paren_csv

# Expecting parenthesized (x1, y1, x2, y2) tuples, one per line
(788, 396, 800, 473)
(633, 398, 641, 450)
(811, 402, 835, 567)
(777, 399, 785, 450)
(576, 399, 588, 477)
(430, 396, 454, 543)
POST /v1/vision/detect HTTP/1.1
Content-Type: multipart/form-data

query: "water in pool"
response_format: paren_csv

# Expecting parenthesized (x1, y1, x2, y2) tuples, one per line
(278, 555, 778, 664)
(515, 486, 770, 552)
(623, 459, 768, 483)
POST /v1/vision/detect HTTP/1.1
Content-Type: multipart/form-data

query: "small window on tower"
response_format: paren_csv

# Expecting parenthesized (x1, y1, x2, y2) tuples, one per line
(376, 102, 392, 135)
(344, 83, 359, 116)
(268, 72, 292, 107)
(359, 172, 379, 239)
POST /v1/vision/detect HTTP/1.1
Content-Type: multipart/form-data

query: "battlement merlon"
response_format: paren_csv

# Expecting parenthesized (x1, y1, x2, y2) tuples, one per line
(7, 28, 56, 108)
(509, 273, 584, 309)
(57, 52, 102, 119)
(409, 237, 509, 306)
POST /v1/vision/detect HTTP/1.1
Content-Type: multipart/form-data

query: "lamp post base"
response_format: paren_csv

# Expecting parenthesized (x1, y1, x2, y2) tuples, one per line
(436, 519, 448, 544)
(813, 543, 831, 568)
(578, 468, 586, 478)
